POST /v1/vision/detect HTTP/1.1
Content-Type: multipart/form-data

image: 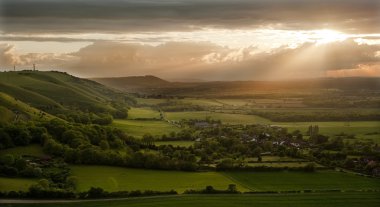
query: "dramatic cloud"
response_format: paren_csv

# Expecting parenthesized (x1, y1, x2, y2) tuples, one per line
(1, 0, 379, 34)
(3, 39, 378, 80)
(0, 43, 74, 70)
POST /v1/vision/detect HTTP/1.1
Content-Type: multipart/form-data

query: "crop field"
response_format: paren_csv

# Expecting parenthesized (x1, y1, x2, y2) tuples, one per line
(0, 177, 37, 192)
(0, 144, 45, 157)
(70, 165, 248, 192)
(154, 141, 195, 147)
(127, 107, 161, 119)
(8, 192, 380, 207)
(112, 119, 181, 138)
(165, 111, 270, 124)
(223, 171, 380, 191)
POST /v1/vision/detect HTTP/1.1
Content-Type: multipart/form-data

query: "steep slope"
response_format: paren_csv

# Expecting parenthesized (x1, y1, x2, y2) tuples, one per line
(0, 71, 133, 118)
(0, 92, 57, 123)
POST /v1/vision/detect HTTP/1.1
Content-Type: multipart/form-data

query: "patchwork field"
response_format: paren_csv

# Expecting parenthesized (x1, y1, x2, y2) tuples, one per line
(274, 121, 380, 143)
(70, 165, 248, 192)
(223, 171, 380, 191)
(7, 192, 380, 207)
(165, 111, 270, 124)
(112, 119, 180, 138)
(127, 107, 161, 119)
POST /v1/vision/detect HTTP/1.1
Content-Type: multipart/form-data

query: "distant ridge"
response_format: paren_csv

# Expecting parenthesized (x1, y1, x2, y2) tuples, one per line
(92, 75, 171, 91)
(92, 75, 380, 95)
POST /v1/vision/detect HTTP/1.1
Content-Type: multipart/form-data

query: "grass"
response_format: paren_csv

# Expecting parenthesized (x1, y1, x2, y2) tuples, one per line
(136, 98, 168, 105)
(274, 121, 380, 143)
(0, 92, 56, 122)
(154, 141, 195, 147)
(127, 107, 161, 119)
(165, 111, 270, 124)
(0, 177, 37, 192)
(70, 165, 248, 192)
(7, 192, 380, 207)
(0, 145, 46, 157)
(223, 171, 380, 191)
(246, 162, 322, 168)
(112, 119, 181, 138)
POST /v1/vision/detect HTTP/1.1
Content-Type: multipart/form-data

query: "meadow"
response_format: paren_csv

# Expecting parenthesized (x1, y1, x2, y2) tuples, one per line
(112, 119, 181, 138)
(223, 171, 380, 191)
(6, 192, 380, 207)
(70, 165, 248, 192)
(154, 141, 195, 147)
(127, 107, 161, 119)
(165, 111, 270, 124)
(0, 144, 45, 157)
(0, 177, 37, 192)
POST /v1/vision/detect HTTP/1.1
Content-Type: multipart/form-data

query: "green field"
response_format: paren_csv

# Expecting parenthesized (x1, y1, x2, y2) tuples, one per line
(0, 144, 45, 157)
(112, 119, 181, 138)
(70, 165, 248, 192)
(7, 193, 380, 207)
(0, 177, 37, 192)
(274, 121, 380, 143)
(127, 107, 161, 119)
(224, 171, 380, 191)
(165, 110, 379, 143)
(154, 141, 195, 147)
(165, 111, 270, 124)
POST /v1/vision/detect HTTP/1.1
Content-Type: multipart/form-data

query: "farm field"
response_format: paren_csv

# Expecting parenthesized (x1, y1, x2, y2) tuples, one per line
(246, 162, 323, 168)
(70, 165, 248, 192)
(0, 177, 37, 192)
(7, 192, 380, 207)
(154, 141, 195, 147)
(274, 121, 380, 143)
(223, 171, 380, 191)
(112, 119, 180, 138)
(127, 107, 160, 119)
(165, 111, 270, 124)
(0, 144, 45, 157)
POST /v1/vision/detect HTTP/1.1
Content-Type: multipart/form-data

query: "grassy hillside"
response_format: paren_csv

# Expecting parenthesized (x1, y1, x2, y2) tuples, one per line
(0, 71, 134, 122)
(0, 92, 56, 122)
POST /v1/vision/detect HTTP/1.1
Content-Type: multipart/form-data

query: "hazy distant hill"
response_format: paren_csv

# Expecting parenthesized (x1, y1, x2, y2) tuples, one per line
(92, 75, 380, 96)
(93, 75, 171, 92)
(0, 71, 133, 122)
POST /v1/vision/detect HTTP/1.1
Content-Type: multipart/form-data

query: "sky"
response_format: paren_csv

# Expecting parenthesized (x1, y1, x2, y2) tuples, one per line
(0, 0, 380, 80)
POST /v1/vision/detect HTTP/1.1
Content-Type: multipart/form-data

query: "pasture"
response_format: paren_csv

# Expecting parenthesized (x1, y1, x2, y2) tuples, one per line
(0, 177, 37, 192)
(223, 171, 380, 191)
(165, 111, 270, 124)
(274, 121, 380, 143)
(7, 192, 380, 207)
(70, 165, 248, 192)
(154, 141, 195, 147)
(112, 119, 180, 138)
(127, 107, 160, 119)
(0, 145, 45, 157)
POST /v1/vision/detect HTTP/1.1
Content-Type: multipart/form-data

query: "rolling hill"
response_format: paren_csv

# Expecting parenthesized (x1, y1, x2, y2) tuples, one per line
(0, 70, 134, 123)
(93, 76, 380, 96)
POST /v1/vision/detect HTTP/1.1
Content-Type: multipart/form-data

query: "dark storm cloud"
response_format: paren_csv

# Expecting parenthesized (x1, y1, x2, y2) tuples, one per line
(1, 0, 379, 34)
